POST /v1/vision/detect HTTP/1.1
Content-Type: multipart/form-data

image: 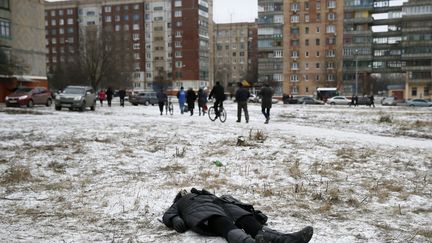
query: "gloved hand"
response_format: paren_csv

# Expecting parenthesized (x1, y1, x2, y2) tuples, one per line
(172, 216, 187, 233)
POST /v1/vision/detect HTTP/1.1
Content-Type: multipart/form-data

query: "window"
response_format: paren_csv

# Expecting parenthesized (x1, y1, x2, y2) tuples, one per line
(67, 9, 73, 15)
(327, 74, 335, 81)
(175, 0, 182, 7)
(304, 2, 309, 10)
(0, 19, 11, 38)
(175, 41, 182, 47)
(291, 3, 299, 11)
(316, 1, 321, 9)
(291, 15, 299, 23)
(424, 86, 430, 96)
(316, 38, 320, 46)
(51, 19, 57, 26)
(328, 13, 336, 21)
(305, 27, 309, 34)
(291, 51, 299, 58)
(175, 51, 182, 58)
(316, 62, 320, 69)
(291, 62, 299, 70)
(175, 61, 183, 68)
(274, 50, 283, 58)
(59, 19, 64, 26)
(305, 15, 310, 22)
(51, 10, 56, 17)
(133, 43, 140, 50)
(316, 51, 320, 57)
(133, 24, 139, 30)
(175, 31, 182, 37)
(133, 33, 140, 41)
(175, 10, 182, 17)
(327, 0, 336, 9)
(134, 53, 140, 60)
(305, 39, 309, 46)
(326, 25, 335, 33)
(305, 51, 309, 57)
(67, 18, 74, 25)
(105, 16, 112, 22)
(411, 87, 417, 96)
(134, 4, 140, 10)
(59, 10, 64, 16)
(305, 63, 309, 69)
(316, 27, 320, 33)
(0, 0, 10, 9)
(327, 62, 335, 69)
(105, 6, 111, 12)
(290, 75, 299, 82)
(326, 50, 335, 57)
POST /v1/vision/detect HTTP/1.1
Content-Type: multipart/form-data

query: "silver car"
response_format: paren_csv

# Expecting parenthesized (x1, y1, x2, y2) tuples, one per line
(406, 99, 432, 107)
(55, 86, 96, 111)
(326, 96, 351, 105)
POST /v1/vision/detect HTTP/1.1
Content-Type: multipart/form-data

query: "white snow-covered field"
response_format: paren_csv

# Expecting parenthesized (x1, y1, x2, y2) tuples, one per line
(0, 100, 431, 243)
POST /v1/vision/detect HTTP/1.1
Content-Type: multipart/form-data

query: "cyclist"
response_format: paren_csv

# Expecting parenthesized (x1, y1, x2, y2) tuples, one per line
(209, 81, 225, 118)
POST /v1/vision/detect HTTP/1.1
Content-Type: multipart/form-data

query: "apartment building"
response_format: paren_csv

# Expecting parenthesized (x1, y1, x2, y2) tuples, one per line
(283, 0, 343, 97)
(214, 22, 258, 92)
(0, 0, 47, 102)
(45, 0, 213, 91)
(343, 0, 431, 99)
(257, 0, 284, 95)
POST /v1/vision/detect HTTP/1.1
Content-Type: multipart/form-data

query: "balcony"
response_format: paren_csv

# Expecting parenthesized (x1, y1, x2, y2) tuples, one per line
(344, 17, 373, 24)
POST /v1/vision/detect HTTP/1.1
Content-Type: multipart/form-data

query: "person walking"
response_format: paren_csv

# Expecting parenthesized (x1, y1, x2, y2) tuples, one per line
(209, 81, 225, 118)
(177, 87, 186, 114)
(118, 89, 126, 107)
(235, 82, 250, 123)
(186, 88, 197, 116)
(197, 88, 208, 116)
(106, 87, 114, 107)
(163, 188, 314, 243)
(98, 89, 106, 106)
(369, 94, 375, 108)
(259, 83, 274, 124)
(157, 89, 168, 115)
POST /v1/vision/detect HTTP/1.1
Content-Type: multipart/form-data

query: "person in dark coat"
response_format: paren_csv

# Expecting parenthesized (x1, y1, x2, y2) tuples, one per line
(118, 89, 126, 107)
(157, 89, 168, 115)
(369, 94, 375, 108)
(235, 82, 250, 123)
(197, 88, 208, 116)
(163, 188, 314, 243)
(186, 88, 197, 116)
(259, 83, 274, 124)
(209, 81, 225, 117)
(106, 87, 114, 107)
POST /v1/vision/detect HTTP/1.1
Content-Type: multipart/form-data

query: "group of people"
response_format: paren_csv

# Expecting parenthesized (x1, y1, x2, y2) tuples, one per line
(235, 82, 274, 124)
(163, 188, 314, 243)
(176, 86, 209, 116)
(349, 94, 375, 107)
(98, 88, 126, 107)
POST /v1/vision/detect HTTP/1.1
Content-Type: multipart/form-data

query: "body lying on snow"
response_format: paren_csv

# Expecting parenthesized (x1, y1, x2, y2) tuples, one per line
(162, 188, 314, 243)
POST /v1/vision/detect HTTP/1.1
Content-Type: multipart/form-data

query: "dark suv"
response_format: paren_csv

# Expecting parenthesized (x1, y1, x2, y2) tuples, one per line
(129, 92, 158, 106)
(55, 86, 96, 111)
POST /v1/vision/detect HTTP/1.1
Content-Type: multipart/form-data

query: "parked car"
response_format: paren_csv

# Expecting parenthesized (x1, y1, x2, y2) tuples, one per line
(406, 99, 432, 107)
(297, 96, 324, 105)
(55, 86, 96, 111)
(326, 96, 351, 105)
(129, 91, 158, 106)
(381, 96, 397, 106)
(5, 87, 53, 108)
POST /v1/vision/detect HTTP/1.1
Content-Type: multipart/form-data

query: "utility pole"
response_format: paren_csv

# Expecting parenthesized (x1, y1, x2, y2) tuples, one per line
(355, 49, 359, 96)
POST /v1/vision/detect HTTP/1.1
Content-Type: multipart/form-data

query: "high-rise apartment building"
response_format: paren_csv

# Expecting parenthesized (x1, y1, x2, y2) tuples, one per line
(45, 0, 213, 91)
(343, 0, 431, 99)
(257, 0, 284, 95)
(283, 0, 343, 97)
(0, 0, 47, 102)
(214, 22, 258, 93)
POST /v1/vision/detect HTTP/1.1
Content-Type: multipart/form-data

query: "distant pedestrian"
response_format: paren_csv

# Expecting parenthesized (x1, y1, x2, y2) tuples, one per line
(157, 89, 168, 115)
(235, 82, 250, 123)
(354, 95, 359, 107)
(177, 87, 186, 114)
(259, 83, 274, 124)
(197, 88, 208, 116)
(349, 94, 355, 107)
(186, 88, 197, 116)
(106, 87, 114, 107)
(118, 89, 126, 107)
(369, 95, 375, 108)
(98, 90, 106, 106)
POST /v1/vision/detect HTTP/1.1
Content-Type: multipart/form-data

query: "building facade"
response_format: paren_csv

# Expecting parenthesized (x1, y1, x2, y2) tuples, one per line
(214, 22, 258, 93)
(257, 0, 284, 95)
(0, 0, 47, 102)
(283, 0, 344, 97)
(343, 0, 432, 99)
(45, 0, 213, 91)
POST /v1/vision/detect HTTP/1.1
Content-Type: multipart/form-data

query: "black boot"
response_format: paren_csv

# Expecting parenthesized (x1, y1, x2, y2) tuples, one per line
(256, 226, 313, 243)
(227, 229, 256, 243)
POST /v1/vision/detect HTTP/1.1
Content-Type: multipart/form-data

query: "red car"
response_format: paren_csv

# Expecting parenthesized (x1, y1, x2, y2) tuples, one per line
(5, 87, 53, 108)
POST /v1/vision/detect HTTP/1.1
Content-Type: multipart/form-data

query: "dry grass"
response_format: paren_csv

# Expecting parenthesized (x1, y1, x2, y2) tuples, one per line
(1, 165, 32, 184)
(158, 163, 187, 173)
(249, 129, 267, 142)
(288, 159, 301, 179)
(47, 161, 66, 173)
(378, 115, 392, 123)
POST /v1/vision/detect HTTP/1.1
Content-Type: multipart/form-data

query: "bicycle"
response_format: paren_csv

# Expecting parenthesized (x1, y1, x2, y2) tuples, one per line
(208, 104, 227, 122)
(165, 97, 174, 115)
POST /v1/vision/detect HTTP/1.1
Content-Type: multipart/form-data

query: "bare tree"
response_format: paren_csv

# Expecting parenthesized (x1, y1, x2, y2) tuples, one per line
(153, 68, 171, 91)
(66, 27, 134, 90)
(0, 47, 28, 76)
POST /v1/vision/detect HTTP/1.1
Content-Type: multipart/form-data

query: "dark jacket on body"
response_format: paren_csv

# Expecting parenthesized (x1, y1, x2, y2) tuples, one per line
(162, 188, 267, 236)
(259, 86, 274, 108)
(209, 83, 225, 101)
(186, 89, 197, 107)
(235, 87, 250, 102)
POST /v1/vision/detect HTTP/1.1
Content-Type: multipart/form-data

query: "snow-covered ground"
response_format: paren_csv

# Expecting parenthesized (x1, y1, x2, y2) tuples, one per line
(0, 99, 431, 243)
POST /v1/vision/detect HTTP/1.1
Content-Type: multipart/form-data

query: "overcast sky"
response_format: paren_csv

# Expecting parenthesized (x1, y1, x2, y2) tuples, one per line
(213, 0, 258, 23)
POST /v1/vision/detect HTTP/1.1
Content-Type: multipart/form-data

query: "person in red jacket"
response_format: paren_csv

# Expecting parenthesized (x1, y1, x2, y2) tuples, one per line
(98, 90, 106, 106)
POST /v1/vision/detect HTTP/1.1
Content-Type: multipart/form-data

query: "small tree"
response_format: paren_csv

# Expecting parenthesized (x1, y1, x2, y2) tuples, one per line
(0, 47, 28, 76)
(153, 68, 171, 91)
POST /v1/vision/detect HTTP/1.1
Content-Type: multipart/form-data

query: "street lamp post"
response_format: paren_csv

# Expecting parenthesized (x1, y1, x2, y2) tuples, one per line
(354, 49, 359, 96)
